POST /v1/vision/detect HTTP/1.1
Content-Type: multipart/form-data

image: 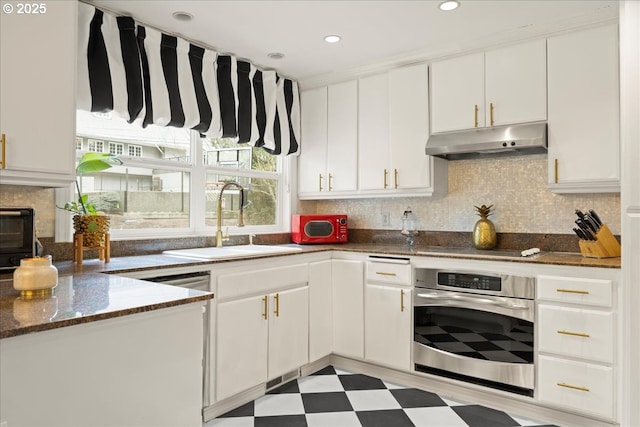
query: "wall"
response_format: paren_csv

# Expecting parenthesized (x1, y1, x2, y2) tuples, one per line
(1, 154, 621, 239)
(302, 155, 621, 235)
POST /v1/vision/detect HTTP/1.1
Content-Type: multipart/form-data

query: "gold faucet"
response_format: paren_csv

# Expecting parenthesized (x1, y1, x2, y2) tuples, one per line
(216, 182, 245, 247)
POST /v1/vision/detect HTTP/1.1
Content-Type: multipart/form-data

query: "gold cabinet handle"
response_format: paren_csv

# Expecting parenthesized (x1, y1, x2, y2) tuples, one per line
(375, 271, 397, 276)
(557, 382, 590, 392)
(394, 169, 398, 189)
(262, 296, 268, 320)
(383, 169, 388, 189)
(556, 288, 590, 295)
(1, 133, 6, 169)
(328, 173, 333, 191)
(400, 289, 405, 312)
(554, 159, 559, 184)
(490, 102, 495, 126)
(474, 104, 479, 127)
(319, 174, 323, 191)
(274, 293, 280, 317)
(557, 330, 590, 338)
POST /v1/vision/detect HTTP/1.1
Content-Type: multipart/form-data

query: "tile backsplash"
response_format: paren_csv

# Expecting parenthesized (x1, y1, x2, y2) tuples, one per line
(304, 155, 621, 235)
(1, 154, 621, 239)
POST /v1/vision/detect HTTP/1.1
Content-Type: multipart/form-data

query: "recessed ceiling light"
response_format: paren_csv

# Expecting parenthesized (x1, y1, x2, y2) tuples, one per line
(439, 0, 459, 11)
(172, 11, 193, 21)
(268, 52, 285, 60)
(324, 35, 341, 44)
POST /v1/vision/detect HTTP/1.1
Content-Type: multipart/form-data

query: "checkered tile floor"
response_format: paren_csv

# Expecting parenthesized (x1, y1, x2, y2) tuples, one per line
(204, 366, 557, 427)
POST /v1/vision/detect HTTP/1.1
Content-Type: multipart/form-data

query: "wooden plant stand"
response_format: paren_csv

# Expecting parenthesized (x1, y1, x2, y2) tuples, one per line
(73, 233, 110, 264)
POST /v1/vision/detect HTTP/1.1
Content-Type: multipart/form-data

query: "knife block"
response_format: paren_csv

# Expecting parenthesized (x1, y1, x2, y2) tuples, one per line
(578, 224, 621, 258)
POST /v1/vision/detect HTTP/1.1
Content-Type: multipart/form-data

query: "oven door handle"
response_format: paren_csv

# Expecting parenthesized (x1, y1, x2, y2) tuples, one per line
(416, 292, 530, 310)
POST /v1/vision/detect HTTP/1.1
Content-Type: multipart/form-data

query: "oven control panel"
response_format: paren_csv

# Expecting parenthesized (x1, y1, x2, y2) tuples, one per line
(437, 272, 501, 291)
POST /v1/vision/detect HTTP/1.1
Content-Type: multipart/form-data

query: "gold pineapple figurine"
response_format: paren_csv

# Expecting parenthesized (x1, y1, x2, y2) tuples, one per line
(472, 204, 497, 249)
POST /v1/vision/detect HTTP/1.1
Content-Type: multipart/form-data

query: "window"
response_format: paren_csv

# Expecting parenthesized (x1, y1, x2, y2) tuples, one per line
(109, 142, 124, 155)
(128, 145, 142, 157)
(69, 110, 289, 238)
(75, 137, 83, 151)
(87, 139, 104, 152)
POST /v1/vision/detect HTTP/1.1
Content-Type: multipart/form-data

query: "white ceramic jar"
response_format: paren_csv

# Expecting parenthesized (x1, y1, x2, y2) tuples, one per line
(13, 255, 58, 296)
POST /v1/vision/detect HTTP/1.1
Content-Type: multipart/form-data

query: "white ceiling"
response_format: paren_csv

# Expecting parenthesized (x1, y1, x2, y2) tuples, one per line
(87, 1, 618, 87)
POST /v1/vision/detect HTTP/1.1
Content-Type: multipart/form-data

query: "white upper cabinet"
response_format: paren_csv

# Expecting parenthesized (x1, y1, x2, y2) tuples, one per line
(430, 53, 485, 133)
(352, 64, 446, 197)
(299, 87, 328, 195)
(298, 81, 358, 197)
(358, 73, 390, 191)
(389, 64, 446, 193)
(547, 24, 620, 193)
(0, 1, 77, 186)
(430, 39, 547, 133)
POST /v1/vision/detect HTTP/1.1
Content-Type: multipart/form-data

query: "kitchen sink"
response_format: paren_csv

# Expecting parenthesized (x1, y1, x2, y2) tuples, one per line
(163, 245, 302, 260)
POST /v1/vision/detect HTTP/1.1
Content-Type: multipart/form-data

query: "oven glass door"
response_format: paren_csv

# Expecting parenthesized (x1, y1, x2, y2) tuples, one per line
(414, 305, 534, 364)
(0, 209, 34, 254)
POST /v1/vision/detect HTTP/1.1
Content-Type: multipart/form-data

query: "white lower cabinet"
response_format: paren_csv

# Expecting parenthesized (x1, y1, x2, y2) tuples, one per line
(364, 259, 412, 371)
(538, 355, 614, 420)
(536, 274, 617, 421)
(332, 259, 365, 359)
(214, 263, 309, 402)
(309, 260, 333, 362)
(364, 283, 412, 371)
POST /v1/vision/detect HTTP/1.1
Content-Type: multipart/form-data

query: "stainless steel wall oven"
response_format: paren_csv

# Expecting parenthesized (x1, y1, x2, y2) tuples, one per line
(413, 268, 535, 397)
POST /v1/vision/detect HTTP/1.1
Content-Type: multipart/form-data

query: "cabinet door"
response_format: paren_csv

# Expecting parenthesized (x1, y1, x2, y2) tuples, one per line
(547, 25, 620, 193)
(216, 295, 268, 401)
(309, 260, 333, 362)
(0, 1, 77, 186)
(430, 52, 484, 133)
(299, 87, 328, 195)
(358, 74, 390, 191)
(268, 286, 309, 379)
(389, 64, 434, 190)
(327, 81, 358, 192)
(332, 259, 364, 359)
(485, 39, 547, 127)
(538, 355, 614, 420)
(364, 284, 412, 371)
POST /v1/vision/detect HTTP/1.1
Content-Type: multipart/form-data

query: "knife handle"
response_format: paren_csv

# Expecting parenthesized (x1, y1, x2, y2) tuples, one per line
(589, 209, 603, 227)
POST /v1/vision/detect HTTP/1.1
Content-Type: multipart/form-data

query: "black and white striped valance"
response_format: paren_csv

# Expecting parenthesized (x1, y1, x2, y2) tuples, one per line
(76, 3, 300, 155)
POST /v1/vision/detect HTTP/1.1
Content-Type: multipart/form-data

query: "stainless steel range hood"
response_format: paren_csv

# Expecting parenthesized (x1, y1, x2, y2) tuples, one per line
(425, 122, 547, 160)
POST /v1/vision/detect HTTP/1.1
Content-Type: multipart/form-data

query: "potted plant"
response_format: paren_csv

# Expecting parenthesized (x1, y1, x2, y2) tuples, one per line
(59, 152, 123, 247)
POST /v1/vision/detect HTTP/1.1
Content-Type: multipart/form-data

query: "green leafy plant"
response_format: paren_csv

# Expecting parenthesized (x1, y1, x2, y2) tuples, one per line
(58, 152, 123, 215)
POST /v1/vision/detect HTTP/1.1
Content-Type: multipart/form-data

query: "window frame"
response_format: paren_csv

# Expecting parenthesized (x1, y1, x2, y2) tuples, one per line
(55, 129, 293, 242)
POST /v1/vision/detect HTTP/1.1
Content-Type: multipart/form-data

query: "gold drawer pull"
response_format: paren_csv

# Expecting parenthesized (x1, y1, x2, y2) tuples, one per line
(556, 288, 590, 295)
(376, 272, 397, 277)
(273, 293, 280, 317)
(262, 296, 268, 320)
(554, 158, 559, 184)
(319, 174, 323, 192)
(400, 289, 405, 312)
(490, 102, 495, 126)
(328, 173, 333, 191)
(383, 169, 388, 189)
(557, 330, 590, 338)
(394, 168, 398, 189)
(557, 382, 590, 392)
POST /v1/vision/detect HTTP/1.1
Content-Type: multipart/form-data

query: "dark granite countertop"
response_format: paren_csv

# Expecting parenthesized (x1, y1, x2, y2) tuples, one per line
(0, 243, 619, 340)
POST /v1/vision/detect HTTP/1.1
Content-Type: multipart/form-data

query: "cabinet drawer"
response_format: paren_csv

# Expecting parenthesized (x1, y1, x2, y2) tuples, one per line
(537, 275, 612, 307)
(538, 305, 613, 363)
(538, 355, 613, 420)
(366, 260, 411, 285)
(217, 264, 309, 300)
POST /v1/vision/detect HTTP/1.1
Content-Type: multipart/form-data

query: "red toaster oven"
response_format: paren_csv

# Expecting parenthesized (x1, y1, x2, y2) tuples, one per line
(291, 214, 348, 244)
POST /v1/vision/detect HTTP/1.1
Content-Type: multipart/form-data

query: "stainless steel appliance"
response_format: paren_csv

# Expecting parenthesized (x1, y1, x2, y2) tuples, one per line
(0, 208, 36, 270)
(413, 268, 535, 396)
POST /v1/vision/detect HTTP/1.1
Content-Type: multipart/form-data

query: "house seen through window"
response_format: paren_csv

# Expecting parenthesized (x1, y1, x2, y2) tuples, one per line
(74, 110, 285, 237)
